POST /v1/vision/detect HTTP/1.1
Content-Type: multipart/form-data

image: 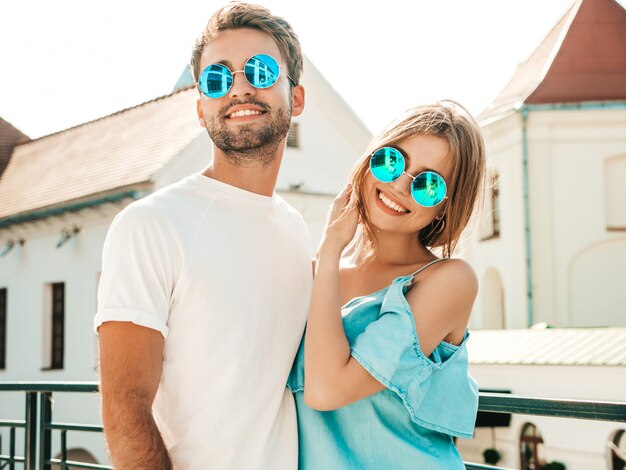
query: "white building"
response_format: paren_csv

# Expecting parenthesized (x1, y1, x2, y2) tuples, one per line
(0, 57, 370, 465)
(459, 0, 626, 468)
(467, 0, 626, 331)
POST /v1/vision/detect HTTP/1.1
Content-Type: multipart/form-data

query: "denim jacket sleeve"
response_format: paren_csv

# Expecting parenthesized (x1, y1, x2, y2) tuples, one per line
(350, 280, 479, 439)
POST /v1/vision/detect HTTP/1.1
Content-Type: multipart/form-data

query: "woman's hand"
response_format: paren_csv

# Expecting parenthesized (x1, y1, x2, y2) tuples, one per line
(319, 184, 358, 255)
(305, 184, 387, 411)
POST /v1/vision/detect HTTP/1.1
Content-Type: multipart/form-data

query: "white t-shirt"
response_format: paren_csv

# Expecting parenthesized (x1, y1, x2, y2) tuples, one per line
(95, 173, 312, 470)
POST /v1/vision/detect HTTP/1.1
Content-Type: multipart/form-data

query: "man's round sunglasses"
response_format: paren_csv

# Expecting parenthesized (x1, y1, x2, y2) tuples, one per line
(198, 54, 295, 99)
(369, 147, 447, 207)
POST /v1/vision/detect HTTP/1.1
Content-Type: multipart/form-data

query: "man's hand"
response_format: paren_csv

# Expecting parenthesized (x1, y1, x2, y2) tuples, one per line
(98, 321, 172, 470)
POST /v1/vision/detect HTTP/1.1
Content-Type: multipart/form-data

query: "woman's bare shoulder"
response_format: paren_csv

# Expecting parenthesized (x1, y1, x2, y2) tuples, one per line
(414, 258, 478, 294)
(405, 258, 478, 346)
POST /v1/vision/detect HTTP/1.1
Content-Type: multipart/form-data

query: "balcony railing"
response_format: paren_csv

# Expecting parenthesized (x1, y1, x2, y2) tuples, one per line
(0, 382, 625, 470)
(0, 382, 107, 470)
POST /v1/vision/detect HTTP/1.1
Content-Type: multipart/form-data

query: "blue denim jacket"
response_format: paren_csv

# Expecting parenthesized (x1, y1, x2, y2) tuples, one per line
(288, 272, 478, 470)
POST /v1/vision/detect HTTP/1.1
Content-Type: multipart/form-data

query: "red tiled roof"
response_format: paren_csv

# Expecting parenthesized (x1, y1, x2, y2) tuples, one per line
(0, 87, 203, 219)
(481, 0, 626, 120)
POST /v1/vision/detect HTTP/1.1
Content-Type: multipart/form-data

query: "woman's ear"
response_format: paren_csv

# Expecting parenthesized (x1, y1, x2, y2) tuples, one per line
(436, 198, 450, 220)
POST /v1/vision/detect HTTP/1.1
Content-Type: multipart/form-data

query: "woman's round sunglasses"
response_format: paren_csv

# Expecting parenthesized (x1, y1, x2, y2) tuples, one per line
(369, 147, 447, 207)
(198, 54, 295, 99)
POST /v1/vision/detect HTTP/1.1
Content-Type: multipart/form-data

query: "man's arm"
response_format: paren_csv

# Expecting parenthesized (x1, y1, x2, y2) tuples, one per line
(98, 321, 172, 470)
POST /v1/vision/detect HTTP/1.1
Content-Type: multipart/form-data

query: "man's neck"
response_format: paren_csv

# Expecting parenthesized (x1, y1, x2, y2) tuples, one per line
(202, 148, 283, 197)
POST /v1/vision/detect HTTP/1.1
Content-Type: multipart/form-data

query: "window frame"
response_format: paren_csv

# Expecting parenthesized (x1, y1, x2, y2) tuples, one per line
(480, 170, 501, 241)
(42, 282, 65, 371)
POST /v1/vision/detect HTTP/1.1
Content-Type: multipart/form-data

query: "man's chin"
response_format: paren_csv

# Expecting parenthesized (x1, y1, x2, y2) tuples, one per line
(205, 108, 290, 164)
(216, 135, 271, 152)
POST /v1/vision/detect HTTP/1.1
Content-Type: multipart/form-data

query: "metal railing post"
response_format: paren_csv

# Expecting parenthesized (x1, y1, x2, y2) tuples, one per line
(24, 391, 37, 470)
(38, 392, 52, 470)
(9, 426, 16, 470)
(60, 430, 68, 470)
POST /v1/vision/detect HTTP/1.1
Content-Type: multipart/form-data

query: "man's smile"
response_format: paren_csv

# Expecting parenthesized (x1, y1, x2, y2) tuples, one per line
(224, 103, 268, 121)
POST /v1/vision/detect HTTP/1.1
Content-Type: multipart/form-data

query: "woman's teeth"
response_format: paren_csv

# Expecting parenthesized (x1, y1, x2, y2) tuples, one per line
(378, 191, 408, 213)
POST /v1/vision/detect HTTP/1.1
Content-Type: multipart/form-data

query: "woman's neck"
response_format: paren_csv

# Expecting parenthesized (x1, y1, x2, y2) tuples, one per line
(348, 230, 435, 269)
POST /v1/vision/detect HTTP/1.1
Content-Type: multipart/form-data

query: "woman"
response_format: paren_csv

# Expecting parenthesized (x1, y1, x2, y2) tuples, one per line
(288, 101, 485, 469)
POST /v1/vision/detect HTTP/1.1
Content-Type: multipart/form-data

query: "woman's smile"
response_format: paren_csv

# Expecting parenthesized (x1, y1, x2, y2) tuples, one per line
(375, 189, 410, 216)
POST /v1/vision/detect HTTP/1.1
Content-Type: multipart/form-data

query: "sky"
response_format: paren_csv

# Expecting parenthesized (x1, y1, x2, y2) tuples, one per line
(2, 0, 625, 139)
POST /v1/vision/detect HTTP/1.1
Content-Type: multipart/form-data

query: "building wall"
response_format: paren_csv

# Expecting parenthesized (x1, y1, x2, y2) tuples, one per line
(527, 108, 626, 328)
(569, 238, 626, 327)
(280, 191, 334, 254)
(153, 131, 212, 188)
(467, 114, 529, 330)
(0, 206, 121, 464)
(468, 108, 626, 330)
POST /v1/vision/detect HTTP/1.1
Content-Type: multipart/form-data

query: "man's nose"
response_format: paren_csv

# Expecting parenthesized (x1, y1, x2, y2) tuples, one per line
(228, 71, 256, 98)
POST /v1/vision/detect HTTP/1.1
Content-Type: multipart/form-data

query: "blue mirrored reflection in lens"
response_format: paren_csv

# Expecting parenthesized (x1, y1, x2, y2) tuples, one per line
(245, 54, 279, 89)
(199, 63, 232, 98)
(369, 147, 405, 183)
(411, 171, 447, 207)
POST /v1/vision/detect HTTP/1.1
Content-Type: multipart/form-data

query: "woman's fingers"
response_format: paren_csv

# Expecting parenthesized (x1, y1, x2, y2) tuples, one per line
(318, 184, 359, 252)
(335, 184, 352, 209)
(329, 186, 354, 221)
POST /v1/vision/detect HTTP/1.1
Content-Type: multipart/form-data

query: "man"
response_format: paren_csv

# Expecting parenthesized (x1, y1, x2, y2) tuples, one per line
(95, 4, 312, 469)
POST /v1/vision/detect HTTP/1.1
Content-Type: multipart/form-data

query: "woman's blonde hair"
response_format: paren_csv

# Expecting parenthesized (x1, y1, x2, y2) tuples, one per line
(350, 100, 485, 259)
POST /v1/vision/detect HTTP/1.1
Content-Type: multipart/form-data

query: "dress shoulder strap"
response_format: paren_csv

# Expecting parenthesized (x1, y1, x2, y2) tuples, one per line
(408, 257, 450, 278)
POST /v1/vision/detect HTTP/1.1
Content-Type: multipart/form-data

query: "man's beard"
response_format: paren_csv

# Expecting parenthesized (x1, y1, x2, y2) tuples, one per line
(204, 99, 291, 167)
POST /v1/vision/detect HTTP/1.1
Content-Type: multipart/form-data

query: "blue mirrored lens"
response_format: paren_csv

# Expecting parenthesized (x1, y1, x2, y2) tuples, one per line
(245, 54, 280, 89)
(199, 63, 233, 98)
(412, 171, 447, 207)
(369, 147, 405, 183)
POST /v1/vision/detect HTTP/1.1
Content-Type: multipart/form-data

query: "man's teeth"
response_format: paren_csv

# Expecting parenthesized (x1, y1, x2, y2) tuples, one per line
(379, 191, 408, 213)
(229, 109, 263, 118)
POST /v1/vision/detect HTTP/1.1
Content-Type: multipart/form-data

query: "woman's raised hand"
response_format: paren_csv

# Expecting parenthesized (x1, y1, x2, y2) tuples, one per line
(319, 184, 359, 255)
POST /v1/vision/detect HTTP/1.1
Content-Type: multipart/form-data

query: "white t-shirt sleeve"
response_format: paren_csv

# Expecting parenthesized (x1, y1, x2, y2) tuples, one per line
(94, 203, 179, 338)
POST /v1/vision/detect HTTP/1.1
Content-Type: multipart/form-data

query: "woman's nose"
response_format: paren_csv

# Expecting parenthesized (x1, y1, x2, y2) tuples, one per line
(388, 173, 412, 196)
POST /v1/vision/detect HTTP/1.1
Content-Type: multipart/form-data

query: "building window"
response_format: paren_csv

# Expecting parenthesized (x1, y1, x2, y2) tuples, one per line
(520, 423, 544, 470)
(0, 288, 6, 369)
(43, 282, 64, 370)
(606, 155, 626, 230)
(287, 123, 299, 148)
(480, 170, 500, 241)
(609, 429, 626, 470)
